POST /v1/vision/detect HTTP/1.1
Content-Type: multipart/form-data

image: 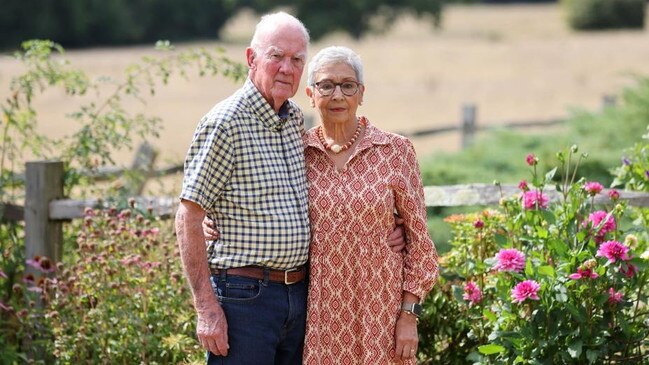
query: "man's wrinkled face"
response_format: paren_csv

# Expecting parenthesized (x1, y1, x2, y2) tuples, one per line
(247, 26, 307, 111)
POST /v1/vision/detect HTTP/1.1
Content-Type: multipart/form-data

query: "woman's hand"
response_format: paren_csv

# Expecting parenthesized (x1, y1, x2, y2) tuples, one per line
(202, 217, 220, 242)
(394, 311, 418, 361)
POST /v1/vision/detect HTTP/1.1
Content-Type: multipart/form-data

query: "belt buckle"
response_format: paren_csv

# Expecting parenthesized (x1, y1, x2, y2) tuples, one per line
(284, 267, 299, 285)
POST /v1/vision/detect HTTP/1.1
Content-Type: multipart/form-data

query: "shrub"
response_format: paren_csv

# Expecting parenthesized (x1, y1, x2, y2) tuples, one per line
(0, 40, 245, 362)
(419, 147, 649, 363)
(562, 0, 646, 30)
(612, 125, 649, 193)
(1, 205, 202, 364)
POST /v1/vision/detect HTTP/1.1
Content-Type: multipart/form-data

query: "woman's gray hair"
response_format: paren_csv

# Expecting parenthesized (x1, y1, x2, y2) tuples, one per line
(250, 12, 310, 56)
(307, 46, 364, 86)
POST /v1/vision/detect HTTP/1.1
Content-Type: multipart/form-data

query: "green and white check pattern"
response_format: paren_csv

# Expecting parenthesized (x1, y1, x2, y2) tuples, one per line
(180, 79, 310, 270)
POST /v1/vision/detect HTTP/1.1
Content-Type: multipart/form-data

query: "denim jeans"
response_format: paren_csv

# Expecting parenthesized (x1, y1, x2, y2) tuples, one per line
(207, 271, 307, 365)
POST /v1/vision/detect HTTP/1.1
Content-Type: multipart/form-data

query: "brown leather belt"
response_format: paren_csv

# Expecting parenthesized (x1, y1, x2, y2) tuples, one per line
(211, 266, 306, 285)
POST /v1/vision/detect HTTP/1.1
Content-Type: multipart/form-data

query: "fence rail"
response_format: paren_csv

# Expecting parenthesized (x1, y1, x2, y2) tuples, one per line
(2, 161, 648, 266)
(387, 95, 616, 149)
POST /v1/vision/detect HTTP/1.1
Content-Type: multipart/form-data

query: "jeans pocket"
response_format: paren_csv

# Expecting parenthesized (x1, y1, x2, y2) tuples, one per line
(213, 276, 263, 303)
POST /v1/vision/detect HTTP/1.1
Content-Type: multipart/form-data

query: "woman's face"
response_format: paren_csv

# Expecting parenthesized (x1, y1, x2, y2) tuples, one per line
(307, 62, 364, 125)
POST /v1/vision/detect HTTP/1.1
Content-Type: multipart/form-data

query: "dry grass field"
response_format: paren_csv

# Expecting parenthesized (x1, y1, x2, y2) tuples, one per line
(2, 3, 649, 169)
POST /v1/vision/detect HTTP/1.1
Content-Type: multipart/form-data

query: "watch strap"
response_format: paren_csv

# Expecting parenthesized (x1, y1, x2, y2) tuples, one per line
(401, 302, 423, 317)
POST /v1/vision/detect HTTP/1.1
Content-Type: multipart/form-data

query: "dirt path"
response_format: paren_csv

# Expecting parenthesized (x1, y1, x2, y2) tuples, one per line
(1, 4, 648, 165)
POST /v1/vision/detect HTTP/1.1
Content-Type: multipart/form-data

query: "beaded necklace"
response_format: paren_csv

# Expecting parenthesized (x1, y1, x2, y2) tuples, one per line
(317, 117, 367, 154)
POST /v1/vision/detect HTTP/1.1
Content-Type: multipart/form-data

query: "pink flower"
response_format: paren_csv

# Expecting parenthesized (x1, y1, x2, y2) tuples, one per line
(0, 301, 12, 312)
(463, 281, 482, 305)
(585, 210, 616, 240)
(608, 189, 620, 201)
(473, 219, 485, 229)
(522, 190, 549, 210)
(0, 270, 7, 279)
(584, 181, 603, 195)
(568, 267, 599, 280)
(526, 154, 537, 166)
(608, 288, 623, 304)
(518, 180, 529, 191)
(25, 256, 56, 274)
(511, 280, 540, 303)
(493, 249, 526, 273)
(620, 263, 638, 278)
(596, 240, 631, 263)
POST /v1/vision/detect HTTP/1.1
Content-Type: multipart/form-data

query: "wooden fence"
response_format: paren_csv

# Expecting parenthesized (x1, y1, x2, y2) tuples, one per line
(322, 95, 617, 150)
(2, 160, 648, 264)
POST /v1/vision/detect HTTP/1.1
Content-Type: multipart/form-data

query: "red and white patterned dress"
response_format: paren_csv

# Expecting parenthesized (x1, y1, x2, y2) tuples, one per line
(302, 118, 439, 365)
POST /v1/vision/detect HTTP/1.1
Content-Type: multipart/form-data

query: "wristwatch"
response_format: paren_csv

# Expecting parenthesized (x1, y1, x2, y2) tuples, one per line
(401, 302, 423, 317)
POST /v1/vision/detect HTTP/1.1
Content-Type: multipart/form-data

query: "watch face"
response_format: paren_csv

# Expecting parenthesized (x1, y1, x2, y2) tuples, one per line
(412, 303, 423, 316)
(402, 303, 423, 316)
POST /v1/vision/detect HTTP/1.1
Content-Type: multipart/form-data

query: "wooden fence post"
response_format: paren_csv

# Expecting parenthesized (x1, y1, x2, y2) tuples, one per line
(123, 142, 158, 196)
(462, 104, 477, 149)
(25, 161, 64, 265)
(304, 114, 315, 131)
(602, 94, 617, 110)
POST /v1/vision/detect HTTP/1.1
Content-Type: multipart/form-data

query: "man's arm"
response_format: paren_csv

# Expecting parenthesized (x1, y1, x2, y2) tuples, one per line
(175, 199, 229, 356)
(387, 215, 406, 253)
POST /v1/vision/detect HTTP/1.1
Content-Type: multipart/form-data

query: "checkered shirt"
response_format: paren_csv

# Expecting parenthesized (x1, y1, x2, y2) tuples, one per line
(180, 79, 311, 270)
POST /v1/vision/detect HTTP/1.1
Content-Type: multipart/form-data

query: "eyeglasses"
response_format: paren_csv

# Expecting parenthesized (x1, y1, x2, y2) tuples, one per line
(313, 80, 361, 97)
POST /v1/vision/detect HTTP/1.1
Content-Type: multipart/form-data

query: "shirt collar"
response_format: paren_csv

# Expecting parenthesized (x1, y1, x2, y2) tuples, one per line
(242, 78, 295, 132)
(303, 116, 391, 152)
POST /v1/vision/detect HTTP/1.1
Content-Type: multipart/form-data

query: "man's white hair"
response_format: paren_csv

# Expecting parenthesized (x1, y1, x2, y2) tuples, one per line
(250, 11, 310, 56)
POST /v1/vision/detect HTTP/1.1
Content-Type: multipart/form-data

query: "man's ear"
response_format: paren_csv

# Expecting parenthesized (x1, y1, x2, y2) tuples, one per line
(246, 47, 255, 69)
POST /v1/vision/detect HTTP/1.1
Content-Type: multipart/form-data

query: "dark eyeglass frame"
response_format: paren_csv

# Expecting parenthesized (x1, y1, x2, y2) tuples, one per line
(313, 80, 361, 97)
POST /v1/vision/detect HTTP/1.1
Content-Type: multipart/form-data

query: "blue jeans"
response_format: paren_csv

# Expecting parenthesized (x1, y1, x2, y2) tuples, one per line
(207, 272, 307, 365)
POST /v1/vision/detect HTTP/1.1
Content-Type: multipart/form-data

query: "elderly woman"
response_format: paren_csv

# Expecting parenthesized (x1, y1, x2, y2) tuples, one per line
(301, 46, 438, 364)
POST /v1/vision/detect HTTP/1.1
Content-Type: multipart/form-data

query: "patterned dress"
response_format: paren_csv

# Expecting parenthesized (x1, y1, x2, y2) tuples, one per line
(302, 118, 439, 365)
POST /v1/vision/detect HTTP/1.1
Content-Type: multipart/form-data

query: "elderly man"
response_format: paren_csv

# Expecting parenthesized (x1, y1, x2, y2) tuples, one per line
(176, 12, 404, 365)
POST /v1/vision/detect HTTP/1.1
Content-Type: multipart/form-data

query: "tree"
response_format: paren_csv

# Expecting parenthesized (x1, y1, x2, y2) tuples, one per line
(242, 0, 444, 40)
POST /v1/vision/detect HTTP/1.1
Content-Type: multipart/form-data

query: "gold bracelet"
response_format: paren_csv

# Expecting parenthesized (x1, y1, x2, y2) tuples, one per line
(400, 310, 420, 323)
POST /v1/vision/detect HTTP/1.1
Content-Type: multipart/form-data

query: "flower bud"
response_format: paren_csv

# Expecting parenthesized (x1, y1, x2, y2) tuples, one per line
(624, 235, 638, 249)
(583, 258, 597, 269)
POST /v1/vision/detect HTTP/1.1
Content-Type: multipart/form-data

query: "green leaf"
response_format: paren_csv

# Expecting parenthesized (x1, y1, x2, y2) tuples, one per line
(544, 167, 558, 183)
(538, 265, 555, 278)
(478, 344, 506, 355)
(568, 340, 582, 358)
(525, 259, 534, 276)
(452, 285, 465, 303)
(483, 309, 497, 322)
(536, 226, 548, 239)
(586, 349, 599, 364)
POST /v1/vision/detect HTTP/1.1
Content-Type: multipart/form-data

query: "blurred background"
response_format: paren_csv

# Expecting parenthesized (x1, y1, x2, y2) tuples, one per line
(1, 0, 647, 163)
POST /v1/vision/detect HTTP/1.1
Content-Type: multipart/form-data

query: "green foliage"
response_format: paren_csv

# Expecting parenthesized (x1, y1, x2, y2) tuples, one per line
(562, 0, 646, 30)
(418, 147, 649, 363)
(285, 0, 443, 41)
(2, 206, 203, 364)
(0, 39, 246, 200)
(0, 0, 447, 49)
(612, 126, 649, 192)
(420, 75, 649, 189)
(0, 0, 235, 49)
(0, 40, 245, 362)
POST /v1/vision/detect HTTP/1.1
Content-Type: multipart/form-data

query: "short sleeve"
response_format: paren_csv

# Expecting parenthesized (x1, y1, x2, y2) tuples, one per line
(179, 115, 234, 212)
